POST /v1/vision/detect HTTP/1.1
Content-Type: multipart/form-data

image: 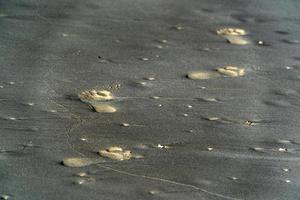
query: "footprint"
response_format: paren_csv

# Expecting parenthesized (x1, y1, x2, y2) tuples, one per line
(186, 71, 219, 80)
(216, 28, 247, 36)
(91, 104, 117, 113)
(98, 146, 135, 161)
(78, 89, 117, 113)
(62, 157, 96, 168)
(225, 35, 250, 45)
(215, 66, 245, 77)
(216, 28, 249, 45)
(187, 66, 245, 80)
(79, 90, 114, 102)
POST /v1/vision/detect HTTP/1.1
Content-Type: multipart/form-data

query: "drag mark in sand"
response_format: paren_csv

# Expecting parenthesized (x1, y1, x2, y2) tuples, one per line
(96, 165, 242, 200)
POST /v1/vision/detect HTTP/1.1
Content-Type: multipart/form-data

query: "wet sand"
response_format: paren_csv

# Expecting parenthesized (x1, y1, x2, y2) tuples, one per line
(0, 0, 300, 199)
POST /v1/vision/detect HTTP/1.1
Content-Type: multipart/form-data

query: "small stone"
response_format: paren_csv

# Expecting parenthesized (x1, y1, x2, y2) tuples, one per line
(285, 180, 291, 183)
(140, 57, 149, 61)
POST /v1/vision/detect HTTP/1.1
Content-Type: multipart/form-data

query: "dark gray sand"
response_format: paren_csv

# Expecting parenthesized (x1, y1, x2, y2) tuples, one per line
(1, 0, 300, 199)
